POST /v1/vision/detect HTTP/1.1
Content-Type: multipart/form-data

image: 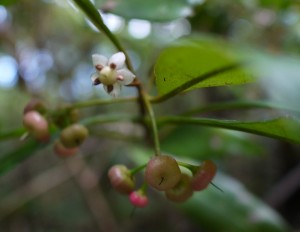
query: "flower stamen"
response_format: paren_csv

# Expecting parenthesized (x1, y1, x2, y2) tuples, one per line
(95, 64, 103, 71)
(110, 63, 117, 69)
(116, 75, 124, 81)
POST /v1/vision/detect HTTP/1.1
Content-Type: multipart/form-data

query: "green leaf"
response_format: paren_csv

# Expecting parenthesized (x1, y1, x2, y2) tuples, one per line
(0, 0, 18, 6)
(159, 116, 300, 144)
(0, 128, 26, 141)
(180, 173, 291, 232)
(154, 37, 256, 98)
(0, 139, 47, 176)
(161, 126, 264, 159)
(96, 0, 201, 22)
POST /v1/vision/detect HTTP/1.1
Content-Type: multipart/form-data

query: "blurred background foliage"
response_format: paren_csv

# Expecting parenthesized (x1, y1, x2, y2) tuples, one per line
(1, 0, 300, 231)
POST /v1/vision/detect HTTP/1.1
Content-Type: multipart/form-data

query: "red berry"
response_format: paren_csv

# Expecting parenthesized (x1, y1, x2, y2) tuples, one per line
(145, 155, 181, 191)
(129, 191, 148, 208)
(108, 165, 135, 194)
(165, 173, 193, 203)
(23, 111, 49, 141)
(53, 139, 79, 158)
(191, 160, 217, 191)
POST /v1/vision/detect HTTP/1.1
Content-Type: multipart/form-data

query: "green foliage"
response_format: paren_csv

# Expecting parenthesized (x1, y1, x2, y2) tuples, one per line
(1, 0, 300, 230)
(155, 37, 255, 96)
(180, 173, 291, 232)
(160, 116, 300, 144)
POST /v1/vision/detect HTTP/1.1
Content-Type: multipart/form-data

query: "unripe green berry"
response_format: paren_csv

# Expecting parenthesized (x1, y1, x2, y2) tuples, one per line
(108, 165, 135, 194)
(145, 155, 181, 191)
(60, 124, 88, 148)
(23, 111, 49, 141)
(192, 160, 217, 191)
(165, 173, 193, 203)
(52, 104, 79, 128)
(54, 139, 79, 158)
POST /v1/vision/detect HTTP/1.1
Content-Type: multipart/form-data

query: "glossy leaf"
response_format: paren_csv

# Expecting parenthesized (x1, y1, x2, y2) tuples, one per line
(159, 116, 300, 144)
(154, 37, 256, 97)
(96, 0, 202, 22)
(179, 173, 291, 232)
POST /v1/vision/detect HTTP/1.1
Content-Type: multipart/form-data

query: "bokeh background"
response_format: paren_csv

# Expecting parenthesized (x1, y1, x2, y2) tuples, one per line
(1, 0, 300, 231)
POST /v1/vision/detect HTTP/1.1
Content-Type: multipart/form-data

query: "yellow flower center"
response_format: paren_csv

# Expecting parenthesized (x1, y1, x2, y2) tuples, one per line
(99, 66, 117, 85)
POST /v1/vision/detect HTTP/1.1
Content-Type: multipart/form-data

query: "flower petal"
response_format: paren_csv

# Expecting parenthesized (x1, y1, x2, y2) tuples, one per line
(92, 54, 108, 67)
(90, 72, 101, 85)
(103, 83, 121, 97)
(116, 68, 135, 85)
(108, 52, 125, 69)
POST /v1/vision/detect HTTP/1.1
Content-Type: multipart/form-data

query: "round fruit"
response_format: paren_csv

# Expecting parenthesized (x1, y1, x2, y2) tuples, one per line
(23, 111, 49, 141)
(191, 160, 217, 191)
(145, 155, 181, 191)
(54, 139, 79, 158)
(129, 191, 148, 208)
(60, 124, 88, 148)
(165, 173, 193, 203)
(108, 165, 135, 194)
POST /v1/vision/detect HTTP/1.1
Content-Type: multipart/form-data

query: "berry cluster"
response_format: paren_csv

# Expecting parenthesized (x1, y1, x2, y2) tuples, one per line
(108, 155, 217, 208)
(22, 99, 217, 208)
(22, 99, 89, 158)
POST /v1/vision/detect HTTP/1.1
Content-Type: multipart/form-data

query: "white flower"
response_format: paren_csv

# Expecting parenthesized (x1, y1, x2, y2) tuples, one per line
(91, 52, 135, 97)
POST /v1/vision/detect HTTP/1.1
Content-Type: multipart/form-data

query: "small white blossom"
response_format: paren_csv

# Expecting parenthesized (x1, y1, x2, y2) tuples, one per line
(91, 52, 135, 97)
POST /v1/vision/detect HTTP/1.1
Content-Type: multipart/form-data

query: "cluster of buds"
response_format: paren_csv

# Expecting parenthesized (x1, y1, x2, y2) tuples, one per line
(108, 155, 217, 207)
(23, 99, 89, 158)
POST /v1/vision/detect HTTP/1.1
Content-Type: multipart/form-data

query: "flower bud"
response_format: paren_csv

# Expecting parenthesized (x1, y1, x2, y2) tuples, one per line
(23, 111, 49, 142)
(129, 191, 148, 208)
(108, 165, 135, 194)
(191, 160, 217, 191)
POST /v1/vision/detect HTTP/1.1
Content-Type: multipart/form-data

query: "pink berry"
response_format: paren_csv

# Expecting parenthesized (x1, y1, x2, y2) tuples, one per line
(23, 111, 49, 142)
(108, 165, 135, 194)
(129, 191, 148, 208)
(191, 160, 217, 191)
(53, 139, 79, 158)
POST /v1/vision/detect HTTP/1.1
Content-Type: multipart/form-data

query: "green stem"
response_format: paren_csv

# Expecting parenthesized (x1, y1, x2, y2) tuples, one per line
(139, 182, 148, 193)
(130, 163, 147, 175)
(72, 0, 134, 72)
(80, 114, 140, 126)
(69, 97, 136, 109)
(72, 0, 161, 156)
(177, 161, 198, 174)
(140, 90, 161, 156)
